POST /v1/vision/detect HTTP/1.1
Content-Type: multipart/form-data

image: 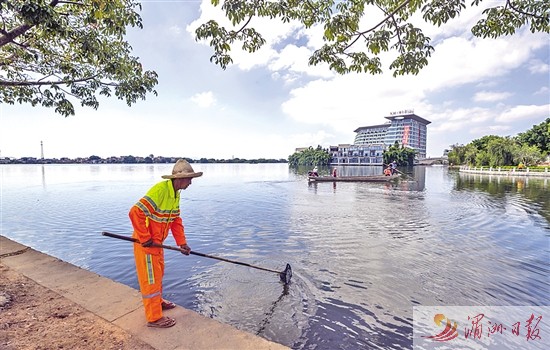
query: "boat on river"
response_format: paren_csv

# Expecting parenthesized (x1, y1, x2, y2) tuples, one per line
(308, 174, 401, 182)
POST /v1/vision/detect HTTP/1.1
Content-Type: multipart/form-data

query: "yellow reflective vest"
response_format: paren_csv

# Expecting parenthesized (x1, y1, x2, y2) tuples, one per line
(129, 180, 186, 246)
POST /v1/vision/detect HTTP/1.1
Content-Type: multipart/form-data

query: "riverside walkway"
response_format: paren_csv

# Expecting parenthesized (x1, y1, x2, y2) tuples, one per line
(459, 166, 550, 177)
(0, 235, 289, 350)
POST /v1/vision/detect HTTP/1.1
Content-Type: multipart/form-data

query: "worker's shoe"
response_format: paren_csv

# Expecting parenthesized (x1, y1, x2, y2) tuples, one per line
(147, 316, 176, 328)
(161, 300, 177, 310)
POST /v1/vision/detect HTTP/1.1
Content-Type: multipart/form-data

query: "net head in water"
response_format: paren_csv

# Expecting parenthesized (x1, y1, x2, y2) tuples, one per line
(280, 263, 292, 284)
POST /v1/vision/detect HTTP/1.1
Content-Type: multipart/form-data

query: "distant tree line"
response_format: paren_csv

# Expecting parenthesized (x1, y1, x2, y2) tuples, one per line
(3, 155, 287, 164)
(109, 156, 287, 164)
(197, 158, 287, 164)
(447, 118, 549, 167)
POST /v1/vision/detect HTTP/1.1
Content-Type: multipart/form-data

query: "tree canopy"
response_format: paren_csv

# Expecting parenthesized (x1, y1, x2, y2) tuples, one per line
(196, 0, 549, 75)
(447, 119, 549, 167)
(516, 118, 550, 155)
(2, 1, 548, 116)
(383, 141, 416, 166)
(288, 145, 331, 166)
(0, 0, 158, 116)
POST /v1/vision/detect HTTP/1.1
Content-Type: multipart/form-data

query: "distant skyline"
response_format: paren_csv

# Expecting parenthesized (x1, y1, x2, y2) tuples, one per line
(2, 153, 286, 161)
(1, 1, 548, 160)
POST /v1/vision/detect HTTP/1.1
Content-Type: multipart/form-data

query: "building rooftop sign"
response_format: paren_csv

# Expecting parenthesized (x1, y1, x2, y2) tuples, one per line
(389, 109, 414, 116)
(385, 113, 431, 125)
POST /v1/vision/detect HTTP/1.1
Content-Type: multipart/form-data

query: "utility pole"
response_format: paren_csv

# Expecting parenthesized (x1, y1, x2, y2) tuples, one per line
(41, 141, 44, 159)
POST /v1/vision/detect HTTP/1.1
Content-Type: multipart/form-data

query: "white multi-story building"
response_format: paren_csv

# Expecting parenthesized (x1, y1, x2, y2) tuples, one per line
(353, 123, 390, 144)
(330, 111, 431, 165)
(382, 113, 430, 158)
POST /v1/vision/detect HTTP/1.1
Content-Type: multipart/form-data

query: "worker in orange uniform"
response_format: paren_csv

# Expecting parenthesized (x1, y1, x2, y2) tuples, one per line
(129, 159, 203, 328)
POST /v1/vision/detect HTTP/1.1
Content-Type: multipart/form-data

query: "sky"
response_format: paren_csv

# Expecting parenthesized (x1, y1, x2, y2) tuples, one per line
(1, 1, 549, 160)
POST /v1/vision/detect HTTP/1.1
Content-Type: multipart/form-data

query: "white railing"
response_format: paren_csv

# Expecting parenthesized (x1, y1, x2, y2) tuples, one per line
(459, 166, 550, 177)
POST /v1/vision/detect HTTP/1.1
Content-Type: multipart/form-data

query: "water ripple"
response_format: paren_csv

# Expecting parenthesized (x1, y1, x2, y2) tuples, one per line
(1, 165, 548, 349)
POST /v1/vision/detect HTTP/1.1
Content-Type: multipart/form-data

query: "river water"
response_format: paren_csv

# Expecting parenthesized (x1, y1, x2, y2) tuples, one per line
(1, 164, 548, 349)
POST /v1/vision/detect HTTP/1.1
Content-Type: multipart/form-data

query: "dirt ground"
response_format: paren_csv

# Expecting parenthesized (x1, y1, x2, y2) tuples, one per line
(0, 263, 155, 350)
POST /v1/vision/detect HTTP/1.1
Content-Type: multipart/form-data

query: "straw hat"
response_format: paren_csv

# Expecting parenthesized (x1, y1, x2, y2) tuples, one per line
(162, 159, 203, 179)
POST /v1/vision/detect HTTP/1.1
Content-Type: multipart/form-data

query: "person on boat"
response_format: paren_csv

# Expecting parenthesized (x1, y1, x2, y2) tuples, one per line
(384, 166, 392, 176)
(332, 168, 337, 177)
(129, 159, 202, 328)
(310, 166, 319, 177)
(390, 161, 398, 175)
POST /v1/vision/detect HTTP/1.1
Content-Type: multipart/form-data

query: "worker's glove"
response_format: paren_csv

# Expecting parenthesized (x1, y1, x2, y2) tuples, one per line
(141, 238, 154, 247)
(179, 244, 191, 255)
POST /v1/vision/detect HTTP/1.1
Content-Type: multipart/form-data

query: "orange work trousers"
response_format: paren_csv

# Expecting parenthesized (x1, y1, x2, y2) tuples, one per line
(133, 243, 164, 322)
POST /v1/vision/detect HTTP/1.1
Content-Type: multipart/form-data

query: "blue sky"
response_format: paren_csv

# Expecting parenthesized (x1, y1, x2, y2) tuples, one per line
(1, 1, 548, 160)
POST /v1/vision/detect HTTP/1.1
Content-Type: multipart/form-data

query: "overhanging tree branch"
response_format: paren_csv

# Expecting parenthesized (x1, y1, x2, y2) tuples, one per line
(198, 0, 548, 75)
(0, 24, 33, 47)
(507, 0, 547, 20)
(0, 74, 100, 87)
(1, 0, 157, 116)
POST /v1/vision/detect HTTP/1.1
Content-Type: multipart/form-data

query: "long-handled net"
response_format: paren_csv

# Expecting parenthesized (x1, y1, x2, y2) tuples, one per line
(102, 232, 293, 284)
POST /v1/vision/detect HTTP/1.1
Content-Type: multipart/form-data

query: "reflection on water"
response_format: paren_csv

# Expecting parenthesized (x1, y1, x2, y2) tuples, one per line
(1, 164, 548, 349)
(456, 171, 550, 224)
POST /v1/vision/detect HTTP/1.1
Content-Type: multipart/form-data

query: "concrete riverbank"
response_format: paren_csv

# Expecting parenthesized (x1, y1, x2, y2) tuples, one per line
(0, 235, 289, 350)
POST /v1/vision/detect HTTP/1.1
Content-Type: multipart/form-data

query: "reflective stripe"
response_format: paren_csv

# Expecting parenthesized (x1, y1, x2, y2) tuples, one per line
(142, 195, 175, 215)
(133, 180, 181, 224)
(142, 291, 161, 299)
(135, 200, 179, 224)
(145, 254, 155, 285)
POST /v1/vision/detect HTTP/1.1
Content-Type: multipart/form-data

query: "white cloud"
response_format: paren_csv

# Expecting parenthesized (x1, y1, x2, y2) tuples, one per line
(190, 91, 216, 108)
(188, 0, 306, 72)
(187, 0, 547, 148)
(469, 125, 512, 134)
(280, 74, 427, 134)
(416, 3, 493, 39)
(268, 44, 333, 79)
(416, 32, 547, 93)
(168, 25, 182, 37)
(277, 30, 543, 139)
(287, 130, 335, 150)
(473, 91, 513, 103)
(528, 59, 550, 74)
(496, 105, 550, 122)
(428, 108, 494, 132)
(535, 86, 549, 95)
